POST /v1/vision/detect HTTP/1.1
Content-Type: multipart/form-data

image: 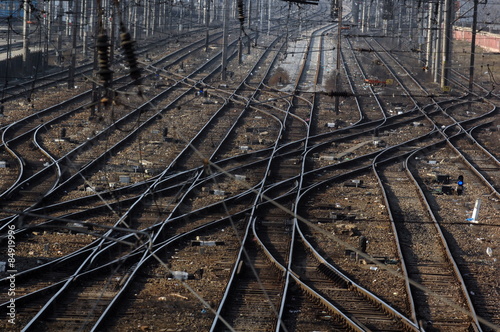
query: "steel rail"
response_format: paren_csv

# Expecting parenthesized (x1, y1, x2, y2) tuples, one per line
(210, 19, 332, 332)
(405, 146, 485, 331)
(19, 27, 261, 332)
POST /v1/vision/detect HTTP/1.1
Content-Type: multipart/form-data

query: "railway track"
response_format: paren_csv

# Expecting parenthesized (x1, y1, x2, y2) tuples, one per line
(375, 154, 479, 330)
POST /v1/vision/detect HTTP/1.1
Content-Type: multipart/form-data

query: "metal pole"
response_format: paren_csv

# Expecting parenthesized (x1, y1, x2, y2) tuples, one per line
(259, 0, 264, 34)
(198, 0, 202, 23)
(221, 0, 229, 80)
(168, 0, 173, 32)
(43, 0, 50, 70)
(468, 0, 479, 94)
(361, 0, 366, 33)
(179, 2, 184, 31)
(154, 0, 159, 34)
(267, 0, 271, 36)
(408, 3, 414, 42)
(247, 0, 252, 30)
(433, 0, 442, 83)
(247, 0, 252, 53)
(238, 31, 243, 64)
(425, 2, 434, 72)
(82, 0, 88, 57)
(214, 0, 218, 21)
(145, 0, 150, 37)
(334, 0, 343, 114)
(110, 4, 115, 63)
(418, 2, 425, 65)
(190, 0, 195, 29)
(6, 16, 12, 82)
(440, 0, 453, 89)
(68, 0, 80, 88)
(133, 3, 138, 40)
(205, 0, 211, 51)
(160, 0, 166, 33)
(397, 1, 402, 48)
(46, 0, 52, 52)
(22, 0, 30, 73)
(366, 0, 371, 30)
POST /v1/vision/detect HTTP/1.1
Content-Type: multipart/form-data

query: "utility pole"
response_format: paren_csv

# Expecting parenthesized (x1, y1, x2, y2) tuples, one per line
(425, 1, 435, 73)
(68, 0, 80, 88)
(179, 3, 184, 31)
(145, 0, 151, 37)
(238, 0, 243, 65)
(247, 0, 252, 30)
(267, 0, 271, 35)
(221, 0, 229, 80)
(440, 0, 453, 89)
(408, 3, 414, 42)
(247, 0, 252, 53)
(82, 0, 88, 57)
(334, 0, 342, 114)
(57, 3, 64, 65)
(468, 0, 479, 94)
(361, 0, 367, 33)
(366, 0, 371, 30)
(418, 2, 425, 65)
(205, 0, 211, 51)
(397, 1, 403, 48)
(433, 0, 442, 83)
(238, 30, 243, 64)
(42, 0, 50, 71)
(190, 0, 195, 30)
(260, 0, 264, 35)
(134, 3, 139, 39)
(22, 0, 30, 73)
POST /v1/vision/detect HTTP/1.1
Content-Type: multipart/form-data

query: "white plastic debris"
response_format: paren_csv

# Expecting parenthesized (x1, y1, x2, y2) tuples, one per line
(170, 271, 189, 280)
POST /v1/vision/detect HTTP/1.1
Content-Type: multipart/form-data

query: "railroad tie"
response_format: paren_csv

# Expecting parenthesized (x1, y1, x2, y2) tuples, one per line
(316, 263, 347, 288)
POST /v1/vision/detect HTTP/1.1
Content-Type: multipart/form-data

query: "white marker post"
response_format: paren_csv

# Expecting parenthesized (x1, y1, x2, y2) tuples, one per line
(471, 199, 481, 223)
